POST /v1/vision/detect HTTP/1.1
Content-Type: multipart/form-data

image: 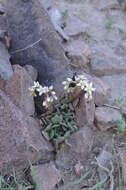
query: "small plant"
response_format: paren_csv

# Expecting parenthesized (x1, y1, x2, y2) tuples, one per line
(114, 148, 122, 190)
(0, 170, 30, 190)
(29, 74, 95, 149)
(30, 162, 40, 190)
(114, 97, 123, 108)
(29, 81, 57, 109)
(61, 9, 68, 28)
(115, 118, 126, 134)
(42, 97, 77, 150)
(62, 75, 95, 101)
(105, 19, 112, 30)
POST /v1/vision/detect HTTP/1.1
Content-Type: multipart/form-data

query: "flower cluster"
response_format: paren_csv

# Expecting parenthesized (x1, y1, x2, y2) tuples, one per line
(62, 78, 75, 93)
(29, 81, 57, 109)
(62, 74, 95, 101)
(29, 75, 95, 109)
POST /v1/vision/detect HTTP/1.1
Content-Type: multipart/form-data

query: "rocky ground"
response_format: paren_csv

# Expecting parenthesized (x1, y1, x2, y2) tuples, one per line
(0, 0, 126, 189)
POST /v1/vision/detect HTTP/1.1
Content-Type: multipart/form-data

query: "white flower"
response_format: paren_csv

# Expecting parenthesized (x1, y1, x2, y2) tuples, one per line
(85, 82, 95, 93)
(77, 79, 88, 90)
(33, 81, 40, 89)
(40, 85, 57, 109)
(29, 86, 37, 97)
(84, 82, 95, 101)
(85, 92, 92, 101)
(74, 74, 89, 91)
(37, 86, 50, 96)
(75, 75, 87, 82)
(29, 86, 35, 92)
(36, 86, 42, 96)
(62, 77, 74, 93)
(42, 96, 53, 109)
(51, 91, 57, 100)
(42, 86, 49, 94)
(29, 81, 41, 96)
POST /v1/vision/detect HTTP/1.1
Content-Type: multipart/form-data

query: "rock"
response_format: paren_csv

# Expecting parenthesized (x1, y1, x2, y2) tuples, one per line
(24, 65, 38, 81)
(48, 7, 69, 41)
(64, 15, 88, 37)
(0, 78, 5, 90)
(0, 89, 54, 173)
(90, 42, 126, 77)
(91, 57, 126, 77)
(65, 40, 91, 72)
(0, 41, 13, 80)
(0, 30, 10, 49)
(95, 107, 122, 131)
(0, 3, 5, 15)
(93, 77, 111, 106)
(73, 95, 95, 127)
(3, 0, 71, 93)
(0, 3, 10, 48)
(39, 0, 52, 10)
(98, 0, 120, 10)
(74, 162, 84, 176)
(118, 0, 126, 10)
(97, 150, 113, 168)
(101, 74, 126, 109)
(31, 163, 61, 190)
(97, 149, 113, 181)
(119, 150, 126, 186)
(56, 127, 94, 169)
(5, 65, 35, 116)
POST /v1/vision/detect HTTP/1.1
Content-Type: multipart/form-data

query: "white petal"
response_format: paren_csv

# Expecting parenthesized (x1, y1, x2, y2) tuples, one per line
(62, 81, 67, 85)
(29, 87, 34, 92)
(85, 93, 89, 99)
(39, 91, 43, 96)
(54, 96, 58, 100)
(43, 101, 46, 106)
(67, 78, 72, 82)
(49, 85, 53, 90)
(64, 86, 68, 90)
(81, 85, 85, 90)
(50, 97, 54, 102)
(52, 91, 56, 95)
(92, 87, 95, 92)
(47, 97, 51, 102)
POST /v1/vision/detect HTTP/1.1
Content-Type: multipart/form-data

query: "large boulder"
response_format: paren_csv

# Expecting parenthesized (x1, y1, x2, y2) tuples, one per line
(0, 89, 54, 173)
(93, 77, 111, 106)
(98, 0, 120, 10)
(118, 0, 126, 10)
(31, 163, 61, 190)
(95, 106, 122, 131)
(24, 65, 38, 82)
(0, 41, 13, 80)
(73, 95, 95, 127)
(3, 0, 71, 91)
(101, 74, 126, 111)
(56, 127, 94, 170)
(5, 65, 35, 116)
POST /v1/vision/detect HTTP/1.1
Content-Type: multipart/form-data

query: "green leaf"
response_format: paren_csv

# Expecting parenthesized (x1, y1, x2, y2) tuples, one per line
(51, 114, 63, 124)
(44, 124, 52, 131)
(42, 131, 51, 141)
(30, 161, 40, 190)
(50, 130, 55, 139)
